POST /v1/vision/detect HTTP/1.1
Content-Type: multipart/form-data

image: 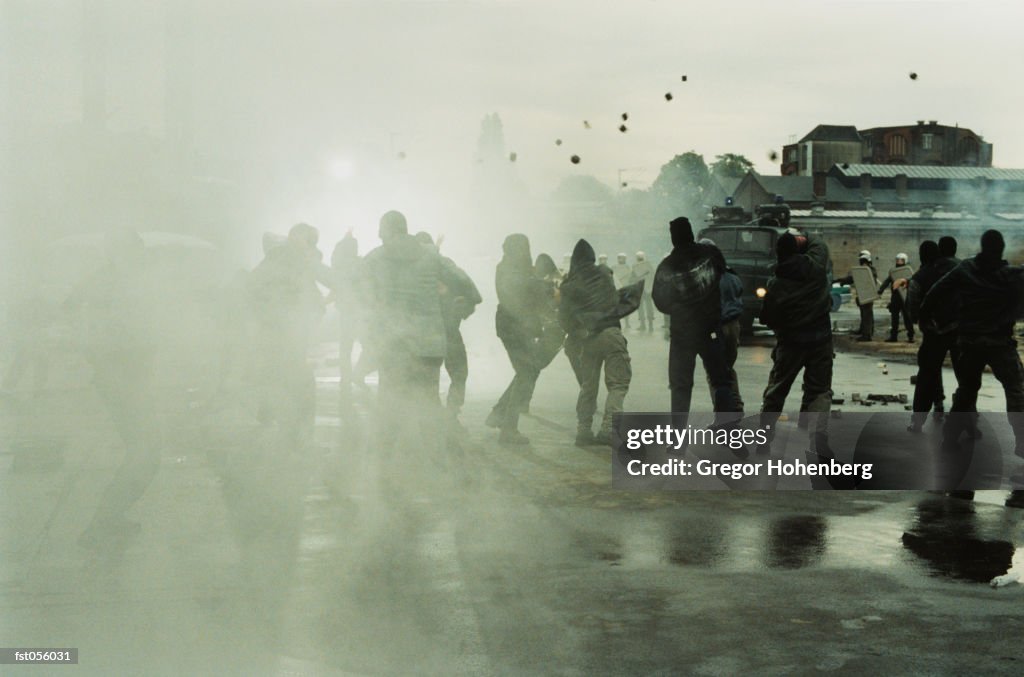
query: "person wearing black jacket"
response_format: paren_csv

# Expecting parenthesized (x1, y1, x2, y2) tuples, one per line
(921, 229, 1024, 456)
(758, 231, 834, 453)
(652, 217, 735, 413)
(486, 234, 550, 445)
(905, 240, 960, 432)
(560, 239, 632, 446)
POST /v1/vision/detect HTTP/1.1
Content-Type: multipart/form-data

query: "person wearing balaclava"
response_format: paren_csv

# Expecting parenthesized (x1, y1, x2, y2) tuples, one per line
(905, 239, 960, 433)
(758, 228, 834, 456)
(879, 253, 915, 343)
(652, 217, 736, 415)
(486, 234, 550, 444)
(922, 230, 1024, 505)
(559, 239, 632, 446)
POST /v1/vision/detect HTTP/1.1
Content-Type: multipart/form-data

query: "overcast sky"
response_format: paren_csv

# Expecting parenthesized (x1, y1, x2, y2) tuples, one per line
(5, 0, 1023, 242)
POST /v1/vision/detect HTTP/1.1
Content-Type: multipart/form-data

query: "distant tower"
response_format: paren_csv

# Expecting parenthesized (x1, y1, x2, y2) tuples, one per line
(475, 113, 507, 166)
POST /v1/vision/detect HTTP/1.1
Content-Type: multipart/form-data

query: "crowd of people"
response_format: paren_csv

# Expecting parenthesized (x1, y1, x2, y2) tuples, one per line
(12, 212, 1024, 549)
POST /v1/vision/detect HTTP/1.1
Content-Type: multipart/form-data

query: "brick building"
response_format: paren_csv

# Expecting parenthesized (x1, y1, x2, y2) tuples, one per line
(781, 122, 992, 176)
(713, 164, 1024, 272)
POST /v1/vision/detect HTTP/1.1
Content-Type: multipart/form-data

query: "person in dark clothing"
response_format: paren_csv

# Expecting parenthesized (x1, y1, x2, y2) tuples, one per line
(364, 212, 456, 435)
(652, 217, 736, 414)
(699, 238, 744, 410)
(519, 253, 567, 413)
(329, 233, 361, 413)
(248, 222, 326, 442)
(560, 239, 633, 446)
(414, 231, 482, 428)
(922, 230, 1024, 460)
(905, 240, 961, 432)
(758, 231, 834, 454)
(486, 234, 551, 445)
(68, 230, 162, 548)
(938, 236, 959, 262)
(835, 250, 878, 341)
(879, 253, 915, 342)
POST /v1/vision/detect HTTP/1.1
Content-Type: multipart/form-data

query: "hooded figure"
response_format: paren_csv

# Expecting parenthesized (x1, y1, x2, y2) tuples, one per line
(758, 230, 834, 455)
(906, 239, 959, 432)
(559, 239, 633, 446)
(414, 232, 482, 426)
(923, 230, 1024, 457)
(653, 217, 736, 414)
(486, 234, 551, 444)
(363, 210, 456, 412)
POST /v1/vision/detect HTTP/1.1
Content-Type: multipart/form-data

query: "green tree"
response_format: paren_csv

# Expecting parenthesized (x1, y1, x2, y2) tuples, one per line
(650, 151, 709, 219)
(710, 153, 755, 178)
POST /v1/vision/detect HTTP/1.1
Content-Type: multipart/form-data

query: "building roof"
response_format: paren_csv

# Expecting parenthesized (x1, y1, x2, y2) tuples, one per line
(834, 164, 1024, 181)
(789, 209, 971, 220)
(798, 125, 861, 144)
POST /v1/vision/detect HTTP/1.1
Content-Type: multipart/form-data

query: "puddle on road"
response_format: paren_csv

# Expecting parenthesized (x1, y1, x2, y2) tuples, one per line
(586, 495, 1024, 585)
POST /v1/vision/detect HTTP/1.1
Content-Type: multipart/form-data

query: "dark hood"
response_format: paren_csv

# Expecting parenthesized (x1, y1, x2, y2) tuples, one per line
(502, 233, 532, 270)
(570, 239, 596, 273)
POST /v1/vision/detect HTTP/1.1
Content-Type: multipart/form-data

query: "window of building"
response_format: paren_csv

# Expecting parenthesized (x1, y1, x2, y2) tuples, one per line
(922, 133, 933, 150)
(888, 134, 907, 158)
(788, 148, 798, 162)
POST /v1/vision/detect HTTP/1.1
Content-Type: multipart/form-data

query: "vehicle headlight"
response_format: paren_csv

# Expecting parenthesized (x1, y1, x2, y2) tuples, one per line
(756, 287, 767, 299)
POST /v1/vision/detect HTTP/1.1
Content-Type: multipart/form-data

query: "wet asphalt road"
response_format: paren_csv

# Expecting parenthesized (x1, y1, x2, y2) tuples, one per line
(2, 324, 1024, 675)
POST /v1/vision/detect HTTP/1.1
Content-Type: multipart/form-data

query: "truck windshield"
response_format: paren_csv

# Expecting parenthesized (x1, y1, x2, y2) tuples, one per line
(702, 228, 774, 256)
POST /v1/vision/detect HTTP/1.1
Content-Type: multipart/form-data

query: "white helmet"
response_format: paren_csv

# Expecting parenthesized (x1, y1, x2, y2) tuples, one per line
(635, 251, 646, 260)
(896, 252, 908, 263)
(859, 249, 871, 261)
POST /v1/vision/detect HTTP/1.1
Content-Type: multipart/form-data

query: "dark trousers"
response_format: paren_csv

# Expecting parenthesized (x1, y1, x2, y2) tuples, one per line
(943, 338, 1024, 445)
(857, 302, 874, 339)
(760, 337, 833, 436)
(889, 298, 914, 339)
(669, 329, 736, 413)
(911, 331, 959, 428)
(492, 334, 541, 432)
(706, 319, 743, 410)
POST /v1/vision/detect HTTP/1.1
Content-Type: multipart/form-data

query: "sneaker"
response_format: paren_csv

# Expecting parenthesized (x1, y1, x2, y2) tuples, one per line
(498, 430, 530, 446)
(884, 337, 898, 343)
